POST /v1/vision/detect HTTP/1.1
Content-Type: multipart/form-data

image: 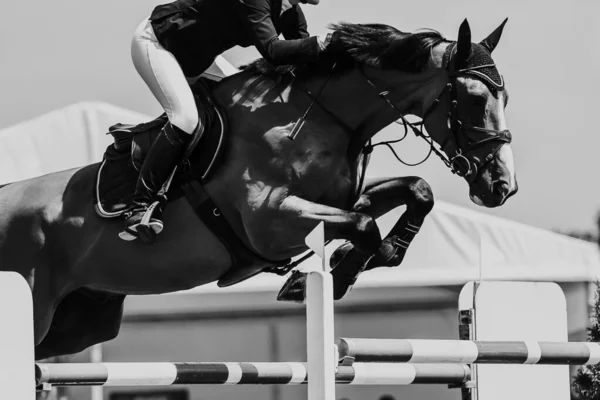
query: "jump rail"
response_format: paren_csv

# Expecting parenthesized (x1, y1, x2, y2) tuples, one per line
(337, 338, 600, 365)
(35, 362, 472, 387)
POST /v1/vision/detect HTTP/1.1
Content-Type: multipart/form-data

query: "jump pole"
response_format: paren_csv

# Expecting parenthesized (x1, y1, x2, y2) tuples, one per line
(337, 338, 600, 365)
(35, 361, 472, 387)
(33, 269, 472, 391)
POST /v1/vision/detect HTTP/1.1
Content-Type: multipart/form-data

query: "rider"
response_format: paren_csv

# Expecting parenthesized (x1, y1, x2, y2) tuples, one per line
(120, 0, 333, 243)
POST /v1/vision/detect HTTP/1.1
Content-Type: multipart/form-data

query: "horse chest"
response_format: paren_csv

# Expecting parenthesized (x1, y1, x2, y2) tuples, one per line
(291, 162, 354, 207)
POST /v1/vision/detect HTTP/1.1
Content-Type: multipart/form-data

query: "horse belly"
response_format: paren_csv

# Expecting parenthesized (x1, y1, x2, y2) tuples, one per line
(77, 197, 234, 295)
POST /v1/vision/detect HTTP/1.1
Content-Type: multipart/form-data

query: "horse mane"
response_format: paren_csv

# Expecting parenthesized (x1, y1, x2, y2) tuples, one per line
(241, 22, 446, 78)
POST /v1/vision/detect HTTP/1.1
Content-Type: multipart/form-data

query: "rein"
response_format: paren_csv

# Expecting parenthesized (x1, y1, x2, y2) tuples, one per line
(287, 62, 358, 140)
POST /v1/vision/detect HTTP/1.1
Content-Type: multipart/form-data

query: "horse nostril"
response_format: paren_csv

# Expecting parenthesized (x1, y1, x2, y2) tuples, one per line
(493, 181, 509, 197)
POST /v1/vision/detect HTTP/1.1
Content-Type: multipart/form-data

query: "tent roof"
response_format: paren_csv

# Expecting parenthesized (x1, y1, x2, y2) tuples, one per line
(2, 101, 599, 296)
(0, 101, 149, 184)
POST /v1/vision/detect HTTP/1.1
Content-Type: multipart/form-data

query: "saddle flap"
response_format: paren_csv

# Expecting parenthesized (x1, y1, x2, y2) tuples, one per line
(95, 78, 227, 219)
(185, 79, 227, 182)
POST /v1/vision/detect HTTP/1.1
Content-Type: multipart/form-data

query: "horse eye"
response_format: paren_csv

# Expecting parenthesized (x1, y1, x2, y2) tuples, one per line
(470, 95, 487, 107)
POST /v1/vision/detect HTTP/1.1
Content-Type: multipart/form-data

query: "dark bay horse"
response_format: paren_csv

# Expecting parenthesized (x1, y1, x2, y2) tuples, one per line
(0, 19, 517, 360)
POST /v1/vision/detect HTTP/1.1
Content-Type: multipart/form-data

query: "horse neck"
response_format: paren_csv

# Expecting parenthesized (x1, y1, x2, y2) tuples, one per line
(314, 59, 449, 155)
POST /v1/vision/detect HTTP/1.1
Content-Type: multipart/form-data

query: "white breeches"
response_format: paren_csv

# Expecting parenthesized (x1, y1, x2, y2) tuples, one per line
(130, 19, 198, 134)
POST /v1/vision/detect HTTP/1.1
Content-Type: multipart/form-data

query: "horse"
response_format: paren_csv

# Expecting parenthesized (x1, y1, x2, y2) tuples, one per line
(0, 18, 517, 361)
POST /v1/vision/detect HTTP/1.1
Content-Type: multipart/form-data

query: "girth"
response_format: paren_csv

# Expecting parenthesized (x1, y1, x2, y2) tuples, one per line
(181, 180, 290, 287)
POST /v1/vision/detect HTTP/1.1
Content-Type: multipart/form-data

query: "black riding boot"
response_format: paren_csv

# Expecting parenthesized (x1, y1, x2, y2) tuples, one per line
(118, 123, 191, 244)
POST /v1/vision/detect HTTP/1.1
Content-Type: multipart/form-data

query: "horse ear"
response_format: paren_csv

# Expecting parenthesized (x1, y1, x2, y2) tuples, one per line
(480, 18, 508, 53)
(456, 19, 472, 65)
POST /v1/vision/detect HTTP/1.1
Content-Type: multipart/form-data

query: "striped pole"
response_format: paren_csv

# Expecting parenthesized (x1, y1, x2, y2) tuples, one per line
(35, 362, 471, 387)
(338, 338, 600, 365)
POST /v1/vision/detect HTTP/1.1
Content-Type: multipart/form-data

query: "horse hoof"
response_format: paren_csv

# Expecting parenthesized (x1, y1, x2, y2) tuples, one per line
(330, 241, 354, 269)
(137, 225, 157, 245)
(330, 242, 369, 300)
(277, 271, 307, 303)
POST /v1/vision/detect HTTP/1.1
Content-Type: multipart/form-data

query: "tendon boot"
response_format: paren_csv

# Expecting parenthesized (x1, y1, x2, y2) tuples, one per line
(118, 123, 192, 244)
(366, 219, 422, 268)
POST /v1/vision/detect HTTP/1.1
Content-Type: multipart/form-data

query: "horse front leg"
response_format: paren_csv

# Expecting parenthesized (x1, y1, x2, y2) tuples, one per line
(277, 196, 384, 256)
(354, 175, 435, 269)
(322, 176, 434, 299)
(275, 196, 383, 301)
(277, 176, 433, 302)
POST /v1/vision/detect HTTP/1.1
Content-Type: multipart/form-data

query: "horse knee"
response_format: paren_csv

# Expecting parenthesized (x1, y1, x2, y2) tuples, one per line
(408, 178, 434, 215)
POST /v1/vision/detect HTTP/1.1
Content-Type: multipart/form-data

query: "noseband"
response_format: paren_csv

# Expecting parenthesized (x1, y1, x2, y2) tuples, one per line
(361, 42, 512, 183)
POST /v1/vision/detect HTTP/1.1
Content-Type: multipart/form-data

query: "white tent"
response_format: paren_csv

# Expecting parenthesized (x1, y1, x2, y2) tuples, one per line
(0, 101, 149, 184)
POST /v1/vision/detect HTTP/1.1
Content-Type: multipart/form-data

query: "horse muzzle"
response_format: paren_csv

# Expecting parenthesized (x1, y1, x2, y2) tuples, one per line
(469, 177, 518, 207)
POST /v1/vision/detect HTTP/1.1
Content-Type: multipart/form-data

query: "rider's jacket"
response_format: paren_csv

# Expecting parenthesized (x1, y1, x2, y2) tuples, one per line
(150, 0, 321, 77)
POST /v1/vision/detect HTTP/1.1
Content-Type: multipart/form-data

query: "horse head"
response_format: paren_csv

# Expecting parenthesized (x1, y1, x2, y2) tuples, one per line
(321, 19, 517, 208)
(422, 19, 517, 207)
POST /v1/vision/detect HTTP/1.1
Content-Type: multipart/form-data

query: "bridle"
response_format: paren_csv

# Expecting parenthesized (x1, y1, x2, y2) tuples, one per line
(360, 42, 512, 183)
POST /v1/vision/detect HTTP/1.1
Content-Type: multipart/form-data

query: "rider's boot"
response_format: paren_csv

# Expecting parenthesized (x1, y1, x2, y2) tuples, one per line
(118, 122, 192, 244)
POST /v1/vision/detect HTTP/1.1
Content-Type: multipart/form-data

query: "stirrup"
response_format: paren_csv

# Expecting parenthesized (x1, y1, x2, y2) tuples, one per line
(118, 201, 164, 242)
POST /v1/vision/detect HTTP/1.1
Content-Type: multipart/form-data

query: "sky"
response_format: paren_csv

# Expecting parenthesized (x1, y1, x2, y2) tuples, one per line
(1, 0, 600, 235)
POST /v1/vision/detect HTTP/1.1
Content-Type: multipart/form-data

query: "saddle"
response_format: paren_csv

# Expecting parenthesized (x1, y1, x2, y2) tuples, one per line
(94, 78, 290, 287)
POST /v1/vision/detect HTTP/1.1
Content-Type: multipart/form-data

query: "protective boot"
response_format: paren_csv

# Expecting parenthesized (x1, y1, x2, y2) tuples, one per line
(118, 123, 191, 244)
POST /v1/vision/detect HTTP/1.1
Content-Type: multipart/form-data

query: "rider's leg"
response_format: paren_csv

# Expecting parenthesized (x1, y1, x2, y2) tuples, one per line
(120, 19, 200, 243)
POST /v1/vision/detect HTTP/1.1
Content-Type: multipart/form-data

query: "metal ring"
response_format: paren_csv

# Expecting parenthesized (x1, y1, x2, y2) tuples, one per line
(450, 154, 472, 178)
(213, 208, 221, 217)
